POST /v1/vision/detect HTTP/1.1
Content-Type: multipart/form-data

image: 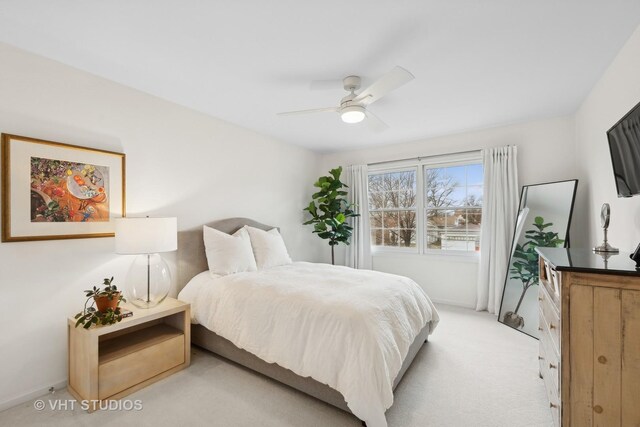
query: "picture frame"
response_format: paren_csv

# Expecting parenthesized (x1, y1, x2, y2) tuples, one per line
(1, 134, 126, 242)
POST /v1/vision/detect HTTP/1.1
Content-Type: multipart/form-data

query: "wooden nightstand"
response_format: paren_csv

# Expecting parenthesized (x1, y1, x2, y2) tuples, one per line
(67, 297, 190, 410)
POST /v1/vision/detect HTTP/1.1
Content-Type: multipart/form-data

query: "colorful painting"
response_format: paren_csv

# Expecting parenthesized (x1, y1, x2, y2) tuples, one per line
(30, 157, 110, 222)
(2, 134, 125, 242)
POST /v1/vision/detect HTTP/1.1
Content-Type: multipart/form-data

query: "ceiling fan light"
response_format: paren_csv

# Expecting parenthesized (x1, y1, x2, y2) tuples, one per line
(341, 105, 366, 124)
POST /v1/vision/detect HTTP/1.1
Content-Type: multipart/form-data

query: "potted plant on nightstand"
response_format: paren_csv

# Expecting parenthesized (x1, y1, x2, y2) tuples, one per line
(74, 277, 126, 329)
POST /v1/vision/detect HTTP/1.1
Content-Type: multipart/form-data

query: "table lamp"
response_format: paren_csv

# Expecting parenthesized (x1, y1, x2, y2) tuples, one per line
(115, 217, 177, 308)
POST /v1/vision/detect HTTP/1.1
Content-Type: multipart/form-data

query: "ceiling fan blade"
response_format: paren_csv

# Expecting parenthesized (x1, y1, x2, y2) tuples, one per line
(365, 109, 389, 133)
(309, 79, 343, 90)
(277, 107, 338, 116)
(354, 66, 414, 106)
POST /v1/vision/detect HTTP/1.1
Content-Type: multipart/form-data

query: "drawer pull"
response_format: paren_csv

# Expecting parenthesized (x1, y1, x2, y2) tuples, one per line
(549, 323, 556, 330)
(538, 327, 543, 332)
(550, 402, 558, 409)
(549, 363, 557, 369)
(538, 296, 543, 302)
(538, 356, 544, 361)
(598, 355, 607, 364)
(594, 405, 603, 414)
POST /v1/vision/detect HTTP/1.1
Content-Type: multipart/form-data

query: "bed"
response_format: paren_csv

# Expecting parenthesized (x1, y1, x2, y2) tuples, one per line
(177, 218, 439, 427)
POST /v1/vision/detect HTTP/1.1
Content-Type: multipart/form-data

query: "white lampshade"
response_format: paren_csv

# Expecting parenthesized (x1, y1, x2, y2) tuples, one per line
(115, 217, 177, 254)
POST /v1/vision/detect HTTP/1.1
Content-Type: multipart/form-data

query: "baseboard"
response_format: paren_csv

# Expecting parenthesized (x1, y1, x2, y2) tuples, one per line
(0, 379, 67, 413)
(429, 297, 476, 309)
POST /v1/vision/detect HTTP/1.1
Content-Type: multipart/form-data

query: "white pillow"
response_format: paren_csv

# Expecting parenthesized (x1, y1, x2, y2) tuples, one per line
(245, 226, 292, 269)
(203, 225, 257, 277)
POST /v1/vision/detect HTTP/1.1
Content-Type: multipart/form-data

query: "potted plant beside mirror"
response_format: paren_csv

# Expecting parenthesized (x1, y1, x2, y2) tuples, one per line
(74, 277, 126, 329)
(502, 216, 563, 329)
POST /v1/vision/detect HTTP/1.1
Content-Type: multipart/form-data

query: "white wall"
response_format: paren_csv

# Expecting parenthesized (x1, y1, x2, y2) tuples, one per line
(0, 43, 324, 409)
(574, 24, 640, 251)
(321, 116, 578, 308)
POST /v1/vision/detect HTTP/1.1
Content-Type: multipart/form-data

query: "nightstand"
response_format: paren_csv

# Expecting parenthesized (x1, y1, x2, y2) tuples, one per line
(67, 297, 190, 410)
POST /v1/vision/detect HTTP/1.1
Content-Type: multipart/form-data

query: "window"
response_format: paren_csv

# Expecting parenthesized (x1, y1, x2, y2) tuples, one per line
(424, 164, 483, 252)
(368, 157, 483, 254)
(368, 170, 417, 248)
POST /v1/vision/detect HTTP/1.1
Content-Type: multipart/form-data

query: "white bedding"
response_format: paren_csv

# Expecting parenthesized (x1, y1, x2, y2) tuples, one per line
(178, 262, 439, 427)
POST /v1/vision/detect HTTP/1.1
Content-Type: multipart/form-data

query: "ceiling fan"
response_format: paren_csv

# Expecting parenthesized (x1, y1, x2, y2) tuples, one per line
(277, 66, 414, 132)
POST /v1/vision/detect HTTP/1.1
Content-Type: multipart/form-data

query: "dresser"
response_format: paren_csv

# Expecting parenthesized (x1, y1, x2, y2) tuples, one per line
(536, 248, 640, 427)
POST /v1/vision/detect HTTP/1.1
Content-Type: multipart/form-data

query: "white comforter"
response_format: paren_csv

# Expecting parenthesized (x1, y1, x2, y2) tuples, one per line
(179, 262, 439, 427)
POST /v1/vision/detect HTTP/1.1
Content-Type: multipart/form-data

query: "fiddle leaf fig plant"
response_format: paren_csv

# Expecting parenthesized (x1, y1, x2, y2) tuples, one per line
(503, 216, 564, 329)
(303, 166, 359, 265)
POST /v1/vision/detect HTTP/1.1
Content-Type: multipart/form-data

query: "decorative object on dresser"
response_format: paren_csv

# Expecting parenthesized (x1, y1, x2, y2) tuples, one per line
(67, 297, 190, 411)
(631, 243, 640, 268)
(498, 180, 578, 338)
(1, 134, 125, 242)
(115, 217, 177, 308)
(74, 277, 126, 329)
(303, 166, 359, 264)
(537, 247, 640, 427)
(593, 203, 619, 253)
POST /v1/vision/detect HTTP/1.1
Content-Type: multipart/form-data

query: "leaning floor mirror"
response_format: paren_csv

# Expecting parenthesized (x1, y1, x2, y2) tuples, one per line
(498, 179, 578, 338)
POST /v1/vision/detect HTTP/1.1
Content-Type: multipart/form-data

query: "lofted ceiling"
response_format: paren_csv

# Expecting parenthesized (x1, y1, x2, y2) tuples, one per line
(1, 1, 640, 153)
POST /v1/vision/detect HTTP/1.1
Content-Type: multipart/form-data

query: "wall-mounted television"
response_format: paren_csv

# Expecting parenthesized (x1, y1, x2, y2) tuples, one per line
(607, 100, 640, 198)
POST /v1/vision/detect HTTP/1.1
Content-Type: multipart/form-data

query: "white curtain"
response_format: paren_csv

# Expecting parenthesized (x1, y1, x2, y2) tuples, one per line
(476, 146, 519, 314)
(344, 165, 372, 269)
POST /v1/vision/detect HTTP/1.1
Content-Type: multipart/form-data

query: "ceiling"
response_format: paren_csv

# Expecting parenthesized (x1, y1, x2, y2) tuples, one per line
(1, 1, 640, 153)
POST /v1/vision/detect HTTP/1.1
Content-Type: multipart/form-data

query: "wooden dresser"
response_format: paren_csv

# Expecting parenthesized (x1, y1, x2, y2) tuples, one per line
(537, 248, 640, 427)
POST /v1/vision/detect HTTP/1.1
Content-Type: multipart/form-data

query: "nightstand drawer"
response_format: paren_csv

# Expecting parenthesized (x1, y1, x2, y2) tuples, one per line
(99, 330, 184, 399)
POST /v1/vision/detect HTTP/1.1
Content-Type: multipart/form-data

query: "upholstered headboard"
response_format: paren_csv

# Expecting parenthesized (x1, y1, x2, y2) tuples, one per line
(176, 217, 275, 292)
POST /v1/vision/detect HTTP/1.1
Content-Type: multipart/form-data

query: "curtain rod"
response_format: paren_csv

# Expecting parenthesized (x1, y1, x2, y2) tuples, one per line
(367, 148, 482, 167)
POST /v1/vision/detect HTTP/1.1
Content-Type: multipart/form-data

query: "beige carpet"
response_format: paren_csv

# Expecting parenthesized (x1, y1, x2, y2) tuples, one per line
(0, 304, 552, 427)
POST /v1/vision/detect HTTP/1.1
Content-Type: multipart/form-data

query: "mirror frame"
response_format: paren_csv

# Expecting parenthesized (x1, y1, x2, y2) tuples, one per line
(497, 179, 578, 338)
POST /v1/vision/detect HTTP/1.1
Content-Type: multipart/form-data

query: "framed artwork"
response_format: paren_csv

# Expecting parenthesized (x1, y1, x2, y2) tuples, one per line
(1, 134, 126, 242)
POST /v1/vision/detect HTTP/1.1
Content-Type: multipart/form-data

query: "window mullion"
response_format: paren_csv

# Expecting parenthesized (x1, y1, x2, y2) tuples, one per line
(417, 165, 424, 254)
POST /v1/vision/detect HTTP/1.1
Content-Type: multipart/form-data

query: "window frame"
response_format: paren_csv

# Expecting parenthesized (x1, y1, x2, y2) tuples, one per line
(368, 152, 483, 259)
(367, 166, 419, 253)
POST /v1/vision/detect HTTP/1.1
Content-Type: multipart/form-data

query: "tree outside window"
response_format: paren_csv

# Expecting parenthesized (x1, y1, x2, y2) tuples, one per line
(425, 164, 483, 252)
(368, 170, 417, 248)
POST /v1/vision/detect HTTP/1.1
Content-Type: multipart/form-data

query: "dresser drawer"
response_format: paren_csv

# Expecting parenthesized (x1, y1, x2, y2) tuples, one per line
(539, 336, 561, 427)
(539, 285, 560, 352)
(548, 383, 561, 427)
(539, 313, 560, 394)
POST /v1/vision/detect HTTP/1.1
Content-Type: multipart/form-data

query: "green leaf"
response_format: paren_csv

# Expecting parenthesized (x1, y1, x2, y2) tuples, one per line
(314, 222, 327, 232)
(329, 167, 342, 181)
(75, 316, 85, 328)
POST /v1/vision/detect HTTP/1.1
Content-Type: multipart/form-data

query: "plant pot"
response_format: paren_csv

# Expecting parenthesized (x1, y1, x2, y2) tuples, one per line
(94, 293, 120, 312)
(503, 311, 525, 329)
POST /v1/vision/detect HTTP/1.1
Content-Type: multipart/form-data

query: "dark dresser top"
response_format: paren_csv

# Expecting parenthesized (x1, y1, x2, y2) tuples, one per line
(536, 247, 640, 276)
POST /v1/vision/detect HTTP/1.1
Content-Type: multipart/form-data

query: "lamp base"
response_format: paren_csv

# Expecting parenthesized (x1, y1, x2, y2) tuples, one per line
(126, 253, 171, 309)
(593, 242, 619, 253)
